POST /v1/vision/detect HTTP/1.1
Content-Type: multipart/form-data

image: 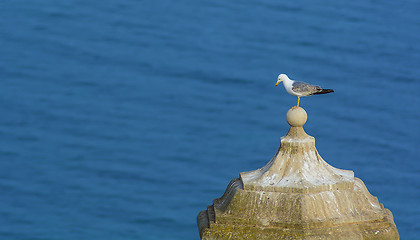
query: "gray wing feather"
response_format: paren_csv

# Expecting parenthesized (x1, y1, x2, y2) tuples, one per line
(292, 81, 321, 95)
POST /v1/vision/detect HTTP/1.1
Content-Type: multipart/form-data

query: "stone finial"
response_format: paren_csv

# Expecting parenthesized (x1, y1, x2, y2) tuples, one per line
(286, 107, 307, 127)
(197, 107, 399, 239)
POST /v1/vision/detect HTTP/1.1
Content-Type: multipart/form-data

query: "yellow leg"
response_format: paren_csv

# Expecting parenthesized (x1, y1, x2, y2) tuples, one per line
(297, 97, 300, 107)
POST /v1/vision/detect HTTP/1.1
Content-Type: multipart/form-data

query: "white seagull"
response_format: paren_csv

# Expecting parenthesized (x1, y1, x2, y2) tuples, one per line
(275, 74, 334, 108)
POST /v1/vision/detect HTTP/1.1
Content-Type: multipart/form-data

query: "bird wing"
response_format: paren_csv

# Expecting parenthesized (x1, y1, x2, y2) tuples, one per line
(292, 81, 321, 95)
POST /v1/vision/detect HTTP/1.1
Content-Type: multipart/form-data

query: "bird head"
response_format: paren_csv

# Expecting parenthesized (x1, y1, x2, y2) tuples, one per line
(275, 74, 288, 86)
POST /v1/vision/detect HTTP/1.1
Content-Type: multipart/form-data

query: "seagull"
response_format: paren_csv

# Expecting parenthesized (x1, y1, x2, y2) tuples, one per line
(275, 74, 334, 108)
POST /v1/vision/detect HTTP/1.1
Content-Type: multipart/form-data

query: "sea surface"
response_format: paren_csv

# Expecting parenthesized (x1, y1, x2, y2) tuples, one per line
(1, 1, 419, 239)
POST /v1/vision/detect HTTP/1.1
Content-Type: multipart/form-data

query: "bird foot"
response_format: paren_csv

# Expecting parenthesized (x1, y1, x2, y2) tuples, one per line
(291, 106, 299, 109)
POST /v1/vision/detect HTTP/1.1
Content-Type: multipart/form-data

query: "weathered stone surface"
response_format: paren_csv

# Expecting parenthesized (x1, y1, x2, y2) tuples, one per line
(198, 107, 399, 239)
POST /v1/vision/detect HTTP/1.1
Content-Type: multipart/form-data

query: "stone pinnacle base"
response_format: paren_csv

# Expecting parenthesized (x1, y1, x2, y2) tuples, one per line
(202, 219, 397, 240)
(198, 178, 398, 240)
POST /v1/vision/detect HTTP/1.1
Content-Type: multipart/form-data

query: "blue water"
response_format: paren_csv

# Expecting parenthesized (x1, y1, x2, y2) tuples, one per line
(1, 1, 419, 239)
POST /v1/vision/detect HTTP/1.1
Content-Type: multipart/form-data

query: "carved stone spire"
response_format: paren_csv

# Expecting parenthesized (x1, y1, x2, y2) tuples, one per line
(198, 107, 399, 239)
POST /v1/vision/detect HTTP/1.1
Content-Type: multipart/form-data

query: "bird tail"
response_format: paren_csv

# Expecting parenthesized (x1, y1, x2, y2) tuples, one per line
(311, 89, 334, 95)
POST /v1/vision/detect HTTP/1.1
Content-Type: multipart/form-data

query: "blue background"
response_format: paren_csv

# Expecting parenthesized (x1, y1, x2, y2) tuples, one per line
(1, 1, 419, 239)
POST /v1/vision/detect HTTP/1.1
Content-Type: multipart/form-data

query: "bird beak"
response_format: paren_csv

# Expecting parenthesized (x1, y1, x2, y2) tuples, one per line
(275, 80, 281, 86)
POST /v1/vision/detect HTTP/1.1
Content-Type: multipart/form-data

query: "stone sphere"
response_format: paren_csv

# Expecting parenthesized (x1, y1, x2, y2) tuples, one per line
(286, 107, 307, 126)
